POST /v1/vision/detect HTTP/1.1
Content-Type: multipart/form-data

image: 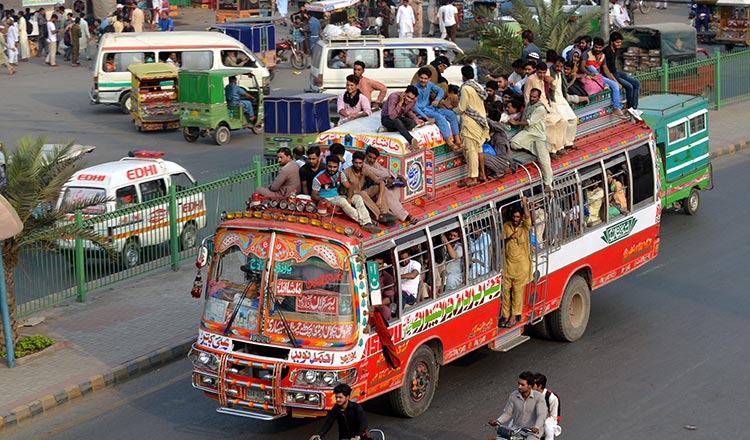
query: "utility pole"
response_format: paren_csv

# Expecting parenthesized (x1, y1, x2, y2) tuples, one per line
(601, 0, 610, 40)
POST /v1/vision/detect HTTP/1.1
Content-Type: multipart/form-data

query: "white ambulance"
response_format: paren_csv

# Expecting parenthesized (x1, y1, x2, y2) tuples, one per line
(57, 151, 207, 268)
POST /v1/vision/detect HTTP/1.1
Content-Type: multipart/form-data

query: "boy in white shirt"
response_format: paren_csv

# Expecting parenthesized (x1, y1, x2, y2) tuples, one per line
(533, 373, 561, 439)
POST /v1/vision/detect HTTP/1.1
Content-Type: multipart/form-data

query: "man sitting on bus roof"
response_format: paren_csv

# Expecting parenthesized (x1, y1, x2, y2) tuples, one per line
(353, 61, 387, 111)
(312, 155, 381, 234)
(255, 147, 300, 198)
(509, 88, 552, 192)
(224, 75, 256, 121)
(364, 146, 420, 225)
(380, 85, 423, 152)
(344, 152, 398, 227)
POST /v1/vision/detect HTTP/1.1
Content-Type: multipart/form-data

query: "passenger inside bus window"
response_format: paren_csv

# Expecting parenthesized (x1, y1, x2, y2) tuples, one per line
(398, 249, 420, 307)
(383, 50, 394, 68)
(583, 178, 605, 227)
(371, 253, 397, 322)
(441, 229, 464, 291)
(607, 168, 628, 217)
(562, 190, 581, 240)
(329, 50, 348, 69)
(144, 52, 156, 63)
(468, 223, 493, 279)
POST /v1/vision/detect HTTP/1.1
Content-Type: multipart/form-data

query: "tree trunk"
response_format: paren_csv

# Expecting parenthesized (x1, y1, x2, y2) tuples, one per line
(0, 244, 20, 349)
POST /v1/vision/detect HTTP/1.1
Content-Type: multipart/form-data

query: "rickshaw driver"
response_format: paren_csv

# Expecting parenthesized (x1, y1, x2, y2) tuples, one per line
(225, 75, 256, 122)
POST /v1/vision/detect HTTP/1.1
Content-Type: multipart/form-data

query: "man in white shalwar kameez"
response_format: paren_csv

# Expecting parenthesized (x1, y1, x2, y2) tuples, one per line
(18, 15, 30, 61)
(396, 0, 415, 38)
(5, 19, 19, 65)
(78, 13, 90, 61)
(551, 56, 578, 149)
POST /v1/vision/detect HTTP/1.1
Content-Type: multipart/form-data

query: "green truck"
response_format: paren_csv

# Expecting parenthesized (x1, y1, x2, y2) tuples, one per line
(639, 94, 713, 215)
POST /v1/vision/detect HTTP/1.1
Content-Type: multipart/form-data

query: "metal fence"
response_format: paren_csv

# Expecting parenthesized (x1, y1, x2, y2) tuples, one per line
(634, 47, 750, 110)
(14, 158, 280, 317)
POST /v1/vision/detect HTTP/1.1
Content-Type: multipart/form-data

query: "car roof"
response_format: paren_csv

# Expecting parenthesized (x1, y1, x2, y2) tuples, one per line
(67, 157, 186, 191)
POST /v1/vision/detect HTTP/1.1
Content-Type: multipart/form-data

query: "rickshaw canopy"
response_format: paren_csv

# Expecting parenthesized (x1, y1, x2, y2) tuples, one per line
(128, 62, 179, 80)
(178, 68, 255, 105)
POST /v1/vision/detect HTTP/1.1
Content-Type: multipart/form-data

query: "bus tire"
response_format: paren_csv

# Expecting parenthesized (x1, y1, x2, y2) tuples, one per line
(180, 222, 199, 251)
(119, 91, 132, 115)
(120, 238, 141, 269)
(214, 125, 231, 146)
(526, 317, 553, 340)
(683, 188, 700, 216)
(548, 275, 590, 342)
(389, 345, 439, 418)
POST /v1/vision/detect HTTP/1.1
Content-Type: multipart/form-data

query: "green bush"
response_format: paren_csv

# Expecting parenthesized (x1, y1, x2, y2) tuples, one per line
(0, 334, 55, 358)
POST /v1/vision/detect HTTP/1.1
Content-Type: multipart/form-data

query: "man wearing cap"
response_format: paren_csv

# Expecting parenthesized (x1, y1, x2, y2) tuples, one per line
(410, 55, 450, 95)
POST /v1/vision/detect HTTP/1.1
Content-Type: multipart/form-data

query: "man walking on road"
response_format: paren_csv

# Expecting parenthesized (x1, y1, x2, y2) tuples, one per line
(45, 13, 59, 66)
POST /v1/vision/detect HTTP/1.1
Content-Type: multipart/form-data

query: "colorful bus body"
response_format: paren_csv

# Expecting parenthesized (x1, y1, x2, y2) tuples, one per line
(639, 94, 713, 215)
(188, 94, 662, 420)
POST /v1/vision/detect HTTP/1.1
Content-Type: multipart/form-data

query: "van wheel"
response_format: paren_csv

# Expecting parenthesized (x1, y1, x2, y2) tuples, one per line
(180, 222, 199, 251)
(214, 125, 231, 146)
(683, 188, 700, 215)
(548, 275, 591, 342)
(183, 127, 200, 143)
(120, 91, 132, 115)
(120, 238, 141, 269)
(389, 345, 439, 418)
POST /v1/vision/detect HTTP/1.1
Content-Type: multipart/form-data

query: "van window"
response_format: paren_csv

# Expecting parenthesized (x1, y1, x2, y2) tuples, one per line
(181, 51, 214, 70)
(139, 179, 167, 202)
(388, 49, 427, 69)
(61, 187, 107, 214)
(104, 52, 145, 72)
(341, 49, 379, 68)
(221, 50, 254, 68)
(116, 185, 139, 208)
(171, 172, 195, 191)
(440, 48, 461, 64)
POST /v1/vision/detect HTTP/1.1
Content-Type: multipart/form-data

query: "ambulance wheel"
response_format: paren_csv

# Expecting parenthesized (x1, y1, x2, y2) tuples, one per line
(683, 188, 700, 216)
(183, 127, 200, 143)
(548, 275, 590, 342)
(389, 345, 439, 418)
(180, 222, 198, 251)
(214, 125, 231, 146)
(119, 91, 132, 115)
(120, 238, 141, 269)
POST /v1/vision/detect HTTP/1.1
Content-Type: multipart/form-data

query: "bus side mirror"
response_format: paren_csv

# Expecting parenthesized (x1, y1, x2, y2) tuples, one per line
(366, 261, 383, 306)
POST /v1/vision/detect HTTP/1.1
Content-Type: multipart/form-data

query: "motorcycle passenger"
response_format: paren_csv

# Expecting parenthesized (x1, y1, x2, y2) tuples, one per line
(489, 371, 546, 439)
(532, 373, 561, 439)
(310, 383, 368, 440)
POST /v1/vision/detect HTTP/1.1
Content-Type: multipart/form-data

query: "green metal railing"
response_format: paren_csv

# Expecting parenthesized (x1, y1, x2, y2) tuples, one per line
(634, 48, 750, 110)
(14, 158, 280, 316)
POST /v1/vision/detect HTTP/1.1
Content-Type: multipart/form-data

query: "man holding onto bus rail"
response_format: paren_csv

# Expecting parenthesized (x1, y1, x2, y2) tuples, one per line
(310, 383, 368, 440)
(489, 370, 546, 440)
(501, 197, 532, 328)
(312, 155, 381, 234)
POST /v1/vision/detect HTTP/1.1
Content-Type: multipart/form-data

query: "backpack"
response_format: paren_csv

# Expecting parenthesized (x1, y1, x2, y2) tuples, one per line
(26, 18, 33, 35)
(545, 389, 561, 422)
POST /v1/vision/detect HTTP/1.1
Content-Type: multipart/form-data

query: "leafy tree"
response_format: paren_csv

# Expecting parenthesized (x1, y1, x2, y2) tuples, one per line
(462, 0, 599, 76)
(1, 137, 110, 348)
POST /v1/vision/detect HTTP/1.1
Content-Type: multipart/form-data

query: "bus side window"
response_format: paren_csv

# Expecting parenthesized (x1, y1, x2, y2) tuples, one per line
(553, 182, 583, 244)
(604, 154, 630, 219)
(627, 143, 655, 209)
(580, 163, 606, 228)
(396, 235, 433, 309)
(463, 207, 497, 283)
(139, 178, 167, 202)
(429, 218, 463, 296)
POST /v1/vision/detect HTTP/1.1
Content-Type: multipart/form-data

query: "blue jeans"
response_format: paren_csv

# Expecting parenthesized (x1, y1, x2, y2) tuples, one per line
(417, 106, 459, 140)
(615, 72, 641, 109)
(587, 67, 622, 109)
(240, 100, 254, 118)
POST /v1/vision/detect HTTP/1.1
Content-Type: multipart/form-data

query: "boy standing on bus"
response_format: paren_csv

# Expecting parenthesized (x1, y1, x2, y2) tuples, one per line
(501, 197, 532, 328)
(311, 155, 381, 234)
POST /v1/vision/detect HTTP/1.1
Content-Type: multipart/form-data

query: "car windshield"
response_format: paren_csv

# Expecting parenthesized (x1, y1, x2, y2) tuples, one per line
(60, 186, 107, 215)
(203, 231, 357, 348)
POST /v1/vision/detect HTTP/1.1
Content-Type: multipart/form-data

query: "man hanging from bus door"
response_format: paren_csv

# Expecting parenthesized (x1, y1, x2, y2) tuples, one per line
(501, 196, 532, 328)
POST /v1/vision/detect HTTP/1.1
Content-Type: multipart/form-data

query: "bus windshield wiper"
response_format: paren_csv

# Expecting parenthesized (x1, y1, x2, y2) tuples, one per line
(223, 266, 258, 336)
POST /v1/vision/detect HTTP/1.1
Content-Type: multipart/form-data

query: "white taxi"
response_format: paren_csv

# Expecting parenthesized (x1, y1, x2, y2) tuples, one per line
(57, 151, 207, 268)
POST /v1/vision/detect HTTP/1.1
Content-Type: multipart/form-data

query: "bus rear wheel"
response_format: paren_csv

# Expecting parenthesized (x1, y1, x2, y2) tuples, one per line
(548, 275, 590, 342)
(389, 345, 439, 418)
(683, 188, 700, 215)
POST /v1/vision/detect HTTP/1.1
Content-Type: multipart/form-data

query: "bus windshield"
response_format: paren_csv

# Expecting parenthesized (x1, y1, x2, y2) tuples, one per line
(203, 231, 357, 348)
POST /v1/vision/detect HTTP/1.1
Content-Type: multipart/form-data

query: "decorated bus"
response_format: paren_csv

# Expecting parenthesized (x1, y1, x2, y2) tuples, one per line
(187, 90, 662, 420)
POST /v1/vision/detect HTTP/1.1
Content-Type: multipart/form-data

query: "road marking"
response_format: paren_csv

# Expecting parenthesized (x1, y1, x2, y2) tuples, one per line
(30, 371, 191, 440)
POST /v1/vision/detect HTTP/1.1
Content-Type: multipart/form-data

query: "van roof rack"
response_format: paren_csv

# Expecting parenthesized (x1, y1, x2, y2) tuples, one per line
(323, 34, 385, 44)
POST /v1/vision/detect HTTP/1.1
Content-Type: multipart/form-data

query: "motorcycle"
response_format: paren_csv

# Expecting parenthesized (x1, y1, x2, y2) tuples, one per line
(487, 424, 536, 440)
(311, 428, 385, 440)
(275, 37, 308, 70)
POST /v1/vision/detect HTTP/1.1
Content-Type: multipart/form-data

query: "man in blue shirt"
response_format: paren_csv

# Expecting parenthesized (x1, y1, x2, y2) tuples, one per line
(305, 11, 321, 56)
(413, 67, 461, 151)
(224, 76, 255, 121)
(158, 15, 174, 31)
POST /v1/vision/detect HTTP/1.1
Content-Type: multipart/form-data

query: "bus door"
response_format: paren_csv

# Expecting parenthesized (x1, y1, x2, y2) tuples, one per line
(525, 185, 550, 325)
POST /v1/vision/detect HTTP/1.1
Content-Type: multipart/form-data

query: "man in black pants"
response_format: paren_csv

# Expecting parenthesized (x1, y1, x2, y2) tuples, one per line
(310, 383, 368, 440)
(380, 84, 424, 151)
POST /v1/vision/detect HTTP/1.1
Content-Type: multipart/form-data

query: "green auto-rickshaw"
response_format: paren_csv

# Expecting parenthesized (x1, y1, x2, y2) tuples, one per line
(179, 68, 264, 146)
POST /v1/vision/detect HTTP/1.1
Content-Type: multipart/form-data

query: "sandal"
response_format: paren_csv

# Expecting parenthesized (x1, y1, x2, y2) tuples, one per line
(406, 215, 419, 225)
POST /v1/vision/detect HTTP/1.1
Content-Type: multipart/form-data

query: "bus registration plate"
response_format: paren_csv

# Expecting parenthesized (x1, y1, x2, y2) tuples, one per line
(246, 388, 267, 403)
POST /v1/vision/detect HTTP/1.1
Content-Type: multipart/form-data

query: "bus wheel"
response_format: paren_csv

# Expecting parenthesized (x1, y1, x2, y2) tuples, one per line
(120, 238, 141, 269)
(526, 317, 553, 340)
(548, 275, 590, 342)
(120, 91, 132, 115)
(389, 345, 439, 418)
(214, 125, 231, 146)
(180, 222, 199, 251)
(683, 188, 700, 215)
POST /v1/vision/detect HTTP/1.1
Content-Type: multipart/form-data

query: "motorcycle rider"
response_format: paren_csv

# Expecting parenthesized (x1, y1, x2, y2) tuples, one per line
(489, 371, 546, 439)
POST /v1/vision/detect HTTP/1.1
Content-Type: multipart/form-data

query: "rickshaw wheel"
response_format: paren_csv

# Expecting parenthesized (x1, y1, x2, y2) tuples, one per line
(183, 127, 200, 143)
(251, 122, 264, 135)
(214, 125, 231, 146)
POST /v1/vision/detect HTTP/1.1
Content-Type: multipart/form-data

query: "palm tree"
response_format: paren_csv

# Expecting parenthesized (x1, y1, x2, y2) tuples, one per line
(1, 137, 110, 347)
(463, 0, 599, 75)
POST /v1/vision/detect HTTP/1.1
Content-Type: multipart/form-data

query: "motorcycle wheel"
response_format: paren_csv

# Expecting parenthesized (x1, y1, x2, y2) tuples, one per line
(291, 52, 307, 70)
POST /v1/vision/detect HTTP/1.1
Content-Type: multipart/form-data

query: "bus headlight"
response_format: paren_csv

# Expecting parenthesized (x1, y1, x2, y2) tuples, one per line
(322, 371, 337, 386)
(303, 370, 318, 384)
(294, 369, 358, 387)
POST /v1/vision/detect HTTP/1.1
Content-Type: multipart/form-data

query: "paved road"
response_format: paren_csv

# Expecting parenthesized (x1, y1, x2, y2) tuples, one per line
(5, 150, 747, 440)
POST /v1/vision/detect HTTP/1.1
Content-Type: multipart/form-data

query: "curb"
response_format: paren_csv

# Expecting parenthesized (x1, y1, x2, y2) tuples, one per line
(0, 337, 195, 431)
(710, 140, 749, 158)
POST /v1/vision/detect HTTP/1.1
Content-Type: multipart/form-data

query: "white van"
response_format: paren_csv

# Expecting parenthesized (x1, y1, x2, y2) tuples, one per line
(91, 32, 271, 114)
(309, 36, 465, 97)
(56, 151, 207, 268)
